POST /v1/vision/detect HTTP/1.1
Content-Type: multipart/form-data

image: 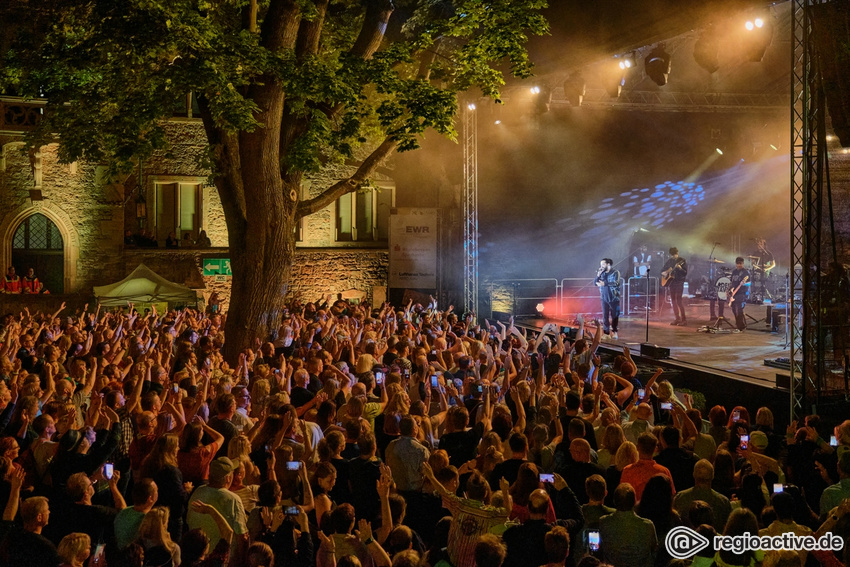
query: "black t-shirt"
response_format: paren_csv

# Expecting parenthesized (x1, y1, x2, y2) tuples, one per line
(0, 527, 62, 567)
(729, 268, 750, 300)
(439, 424, 484, 467)
(290, 386, 315, 409)
(208, 416, 238, 459)
(489, 458, 526, 490)
(348, 458, 382, 522)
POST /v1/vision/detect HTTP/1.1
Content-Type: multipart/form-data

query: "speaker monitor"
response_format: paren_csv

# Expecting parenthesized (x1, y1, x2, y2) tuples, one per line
(640, 343, 670, 359)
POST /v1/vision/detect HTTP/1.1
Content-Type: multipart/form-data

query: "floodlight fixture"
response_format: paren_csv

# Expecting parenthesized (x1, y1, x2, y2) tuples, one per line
(467, 102, 476, 111)
(563, 72, 587, 107)
(645, 44, 672, 87)
(694, 28, 720, 73)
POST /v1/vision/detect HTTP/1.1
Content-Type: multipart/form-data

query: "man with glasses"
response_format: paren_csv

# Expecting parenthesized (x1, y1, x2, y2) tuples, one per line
(231, 386, 254, 433)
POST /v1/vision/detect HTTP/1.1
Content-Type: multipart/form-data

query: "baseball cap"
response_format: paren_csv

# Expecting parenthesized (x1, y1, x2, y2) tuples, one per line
(749, 430, 769, 450)
(208, 457, 238, 483)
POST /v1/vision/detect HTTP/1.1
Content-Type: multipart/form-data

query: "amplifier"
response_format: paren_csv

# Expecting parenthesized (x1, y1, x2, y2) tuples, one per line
(640, 343, 671, 359)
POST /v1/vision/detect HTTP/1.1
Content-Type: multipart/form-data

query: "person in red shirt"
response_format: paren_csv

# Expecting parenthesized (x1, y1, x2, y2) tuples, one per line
(619, 432, 675, 501)
(21, 268, 43, 294)
(3, 266, 21, 293)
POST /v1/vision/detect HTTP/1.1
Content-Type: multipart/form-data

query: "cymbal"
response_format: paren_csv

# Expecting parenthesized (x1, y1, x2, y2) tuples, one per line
(709, 259, 725, 264)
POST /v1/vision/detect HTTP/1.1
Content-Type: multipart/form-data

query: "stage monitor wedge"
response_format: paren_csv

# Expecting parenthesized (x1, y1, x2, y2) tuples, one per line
(640, 343, 671, 359)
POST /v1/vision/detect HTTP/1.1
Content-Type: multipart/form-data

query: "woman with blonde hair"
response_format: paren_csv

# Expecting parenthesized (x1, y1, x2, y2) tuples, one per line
(141, 434, 189, 541)
(604, 441, 638, 506)
(228, 434, 261, 484)
(250, 378, 271, 419)
(57, 532, 91, 567)
(597, 423, 626, 469)
(136, 506, 181, 566)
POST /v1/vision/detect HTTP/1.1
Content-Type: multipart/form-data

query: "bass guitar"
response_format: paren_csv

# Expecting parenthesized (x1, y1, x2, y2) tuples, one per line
(727, 276, 749, 307)
(661, 260, 684, 287)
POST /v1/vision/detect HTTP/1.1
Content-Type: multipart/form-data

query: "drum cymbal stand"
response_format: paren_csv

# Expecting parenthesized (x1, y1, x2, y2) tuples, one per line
(710, 314, 736, 331)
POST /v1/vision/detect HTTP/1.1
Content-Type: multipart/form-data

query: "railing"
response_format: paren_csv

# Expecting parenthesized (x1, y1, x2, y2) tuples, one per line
(0, 97, 45, 132)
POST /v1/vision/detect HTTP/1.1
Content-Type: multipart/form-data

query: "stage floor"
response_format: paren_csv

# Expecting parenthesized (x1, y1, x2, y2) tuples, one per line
(520, 302, 791, 387)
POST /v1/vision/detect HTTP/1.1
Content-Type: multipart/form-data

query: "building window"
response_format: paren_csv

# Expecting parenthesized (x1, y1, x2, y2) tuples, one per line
(336, 184, 394, 242)
(155, 182, 202, 244)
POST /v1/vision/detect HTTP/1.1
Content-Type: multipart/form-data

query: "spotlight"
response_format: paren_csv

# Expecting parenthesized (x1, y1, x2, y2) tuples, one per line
(615, 53, 635, 71)
(694, 28, 720, 73)
(532, 85, 552, 114)
(769, 144, 779, 151)
(743, 14, 773, 62)
(645, 44, 672, 87)
(494, 120, 501, 125)
(530, 86, 541, 94)
(715, 148, 724, 155)
(467, 102, 476, 111)
(563, 72, 586, 107)
(536, 303, 545, 313)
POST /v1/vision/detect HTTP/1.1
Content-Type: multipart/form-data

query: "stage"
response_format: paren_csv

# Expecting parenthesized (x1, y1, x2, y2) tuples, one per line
(515, 300, 796, 426)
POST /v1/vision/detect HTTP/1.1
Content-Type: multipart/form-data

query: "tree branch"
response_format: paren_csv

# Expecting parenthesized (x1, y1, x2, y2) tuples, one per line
(295, 136, 398, 219)
(295, 0, 329, 59)
(349, 0, 394, 59)
(262, 0, 302, 51)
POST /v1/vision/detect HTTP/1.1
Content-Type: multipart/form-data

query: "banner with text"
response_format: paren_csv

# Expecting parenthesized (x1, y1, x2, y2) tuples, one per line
(389, 208, 438, 289)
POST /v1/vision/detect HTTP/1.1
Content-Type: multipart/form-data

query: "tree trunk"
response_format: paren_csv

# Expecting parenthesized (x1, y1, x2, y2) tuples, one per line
(217, 81, 295, 364)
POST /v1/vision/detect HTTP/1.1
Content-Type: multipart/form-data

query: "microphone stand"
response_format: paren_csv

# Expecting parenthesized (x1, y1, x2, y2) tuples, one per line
(645, 266, 651, 343)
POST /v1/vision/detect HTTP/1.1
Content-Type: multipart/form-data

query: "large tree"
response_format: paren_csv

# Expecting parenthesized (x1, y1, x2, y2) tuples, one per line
(1, 0, 547, 361)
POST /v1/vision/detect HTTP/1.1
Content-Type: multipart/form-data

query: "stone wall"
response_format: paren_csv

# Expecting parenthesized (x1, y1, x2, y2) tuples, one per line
(0, 118, 394, 306)
(0, 140, 125, 293)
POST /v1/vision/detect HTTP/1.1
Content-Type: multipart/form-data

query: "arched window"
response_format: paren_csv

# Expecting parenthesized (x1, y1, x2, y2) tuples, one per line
(13, 213, 63, 250)
(11, 213, 64, 293)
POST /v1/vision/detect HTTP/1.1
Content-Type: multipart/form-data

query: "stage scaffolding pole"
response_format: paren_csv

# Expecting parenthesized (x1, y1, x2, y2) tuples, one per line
(790, 0, 830, 420)
(463, 102, 479, 318)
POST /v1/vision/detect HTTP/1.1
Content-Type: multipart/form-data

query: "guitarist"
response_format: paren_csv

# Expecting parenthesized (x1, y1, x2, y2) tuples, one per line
(661, 247, 689, 326)
(728, 257, 751, 331)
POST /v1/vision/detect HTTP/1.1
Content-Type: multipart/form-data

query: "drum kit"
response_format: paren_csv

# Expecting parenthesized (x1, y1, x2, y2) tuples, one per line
(699, 257, 733, 301)
(698, 254, 785, 303)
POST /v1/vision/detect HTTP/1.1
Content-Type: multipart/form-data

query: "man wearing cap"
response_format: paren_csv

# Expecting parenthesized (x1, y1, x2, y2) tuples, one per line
(187, 457, 248, 557)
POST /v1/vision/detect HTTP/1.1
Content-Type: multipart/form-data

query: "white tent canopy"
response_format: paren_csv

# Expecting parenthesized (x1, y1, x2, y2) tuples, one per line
(93, 264, 198, 307)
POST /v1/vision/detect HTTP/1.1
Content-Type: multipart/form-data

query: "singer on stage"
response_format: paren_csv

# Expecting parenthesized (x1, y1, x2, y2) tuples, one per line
(595, 258, 621, 340)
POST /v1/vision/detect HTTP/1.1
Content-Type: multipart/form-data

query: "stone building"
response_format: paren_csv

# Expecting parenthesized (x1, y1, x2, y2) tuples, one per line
(0, 98, 406, 311)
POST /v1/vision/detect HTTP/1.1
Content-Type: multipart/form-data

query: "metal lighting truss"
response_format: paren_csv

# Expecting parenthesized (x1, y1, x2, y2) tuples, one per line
(463, 103, 479, 317)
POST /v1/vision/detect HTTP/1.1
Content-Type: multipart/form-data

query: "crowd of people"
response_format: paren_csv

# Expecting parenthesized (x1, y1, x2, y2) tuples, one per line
(0, 297, 847, 567)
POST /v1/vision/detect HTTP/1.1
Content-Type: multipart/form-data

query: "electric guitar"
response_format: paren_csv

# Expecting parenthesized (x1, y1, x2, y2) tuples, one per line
(728, 276, 749, 307)
(661, 260, 685, 287)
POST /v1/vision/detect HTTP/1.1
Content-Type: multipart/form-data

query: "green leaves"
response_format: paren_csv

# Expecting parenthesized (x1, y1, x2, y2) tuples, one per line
(2, 0, 547, 175)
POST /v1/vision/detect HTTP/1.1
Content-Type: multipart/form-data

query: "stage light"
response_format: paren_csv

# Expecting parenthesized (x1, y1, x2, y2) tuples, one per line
(769, 144, 779, 151)
(536, 303, 545, 313)
(715, 148, 724, 155)
(615, 53, 635, 71)
(645, 45, 672, 87)
(494, 120, 501, 125)
(563, 73, 586, 107)
(530, 86, 541, 94)
(694, 29, 720, 73)
(742, 13, 773, 61)
(467, 102, 476, 111)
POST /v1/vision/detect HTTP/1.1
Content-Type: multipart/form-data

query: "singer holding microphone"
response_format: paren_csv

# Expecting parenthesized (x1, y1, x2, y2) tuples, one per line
(595, 258, 621, 340)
